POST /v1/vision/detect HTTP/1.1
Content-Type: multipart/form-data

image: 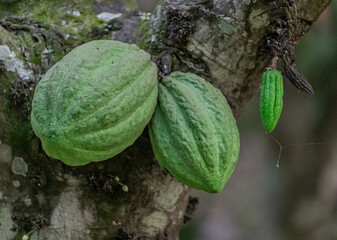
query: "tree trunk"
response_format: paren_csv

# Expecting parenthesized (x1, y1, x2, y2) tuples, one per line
(0, 0, 331, 239)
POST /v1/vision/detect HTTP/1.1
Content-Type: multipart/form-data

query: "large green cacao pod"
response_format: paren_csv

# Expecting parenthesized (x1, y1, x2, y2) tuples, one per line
(31, 40, 158, 166)
(259, 70, 284, 132)
(149, 72, 240, 193)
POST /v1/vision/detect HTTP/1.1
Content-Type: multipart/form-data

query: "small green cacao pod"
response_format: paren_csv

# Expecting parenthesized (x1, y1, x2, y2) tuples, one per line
(31, 40, 158, 166)
(259, 70, 284, 132)
(149, 71, 240, 193)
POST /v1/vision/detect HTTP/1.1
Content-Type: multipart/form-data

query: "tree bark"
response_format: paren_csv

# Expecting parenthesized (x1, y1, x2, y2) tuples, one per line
(0, 0, 331, 239)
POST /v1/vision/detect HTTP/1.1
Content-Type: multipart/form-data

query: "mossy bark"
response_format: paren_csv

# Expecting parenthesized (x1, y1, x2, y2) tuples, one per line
(0, 0, 332, 239)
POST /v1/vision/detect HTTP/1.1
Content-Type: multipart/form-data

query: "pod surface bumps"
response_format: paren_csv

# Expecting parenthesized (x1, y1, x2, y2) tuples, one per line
(259, 70, 284, 132)
(149, 71, 240, 193)
(31, 40, 158, 166)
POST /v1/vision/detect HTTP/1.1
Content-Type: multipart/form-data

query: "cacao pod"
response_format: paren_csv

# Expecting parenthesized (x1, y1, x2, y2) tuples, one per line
(259, 70, 284, 132)
(284, 65, 314, 95)
(149, 72, 240, 193)
(31, 40, 158, 166)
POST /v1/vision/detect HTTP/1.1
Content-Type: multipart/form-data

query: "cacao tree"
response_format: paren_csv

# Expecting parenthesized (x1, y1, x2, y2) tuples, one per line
(0, 0, 333, 239)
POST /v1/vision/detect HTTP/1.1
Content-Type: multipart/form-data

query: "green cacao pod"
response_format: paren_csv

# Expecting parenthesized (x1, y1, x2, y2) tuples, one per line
(31, 40, 158, 166)
(259, 70, 284, 132)
(149, 72, 240, 193)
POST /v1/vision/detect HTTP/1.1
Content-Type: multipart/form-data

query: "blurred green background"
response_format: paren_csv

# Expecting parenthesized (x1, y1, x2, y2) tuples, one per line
(139, 0, 337, 239)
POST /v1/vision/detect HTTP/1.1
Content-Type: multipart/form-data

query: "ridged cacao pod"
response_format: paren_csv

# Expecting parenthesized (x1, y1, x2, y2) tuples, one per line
(31, 40, 158, 166)
(149, 72, 240, 193)
(259, 70, 284, 132)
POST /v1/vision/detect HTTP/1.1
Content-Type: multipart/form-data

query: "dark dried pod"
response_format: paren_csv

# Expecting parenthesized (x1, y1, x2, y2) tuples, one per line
(284, 65, 314, 94)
